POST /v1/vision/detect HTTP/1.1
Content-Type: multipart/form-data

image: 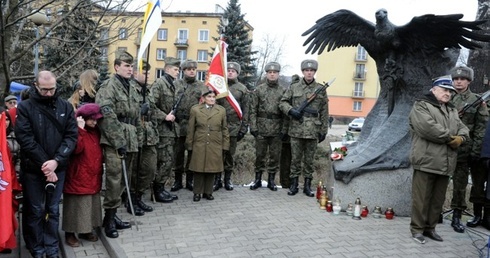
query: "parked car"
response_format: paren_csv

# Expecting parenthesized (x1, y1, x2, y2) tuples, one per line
(348, 118, 364, 131)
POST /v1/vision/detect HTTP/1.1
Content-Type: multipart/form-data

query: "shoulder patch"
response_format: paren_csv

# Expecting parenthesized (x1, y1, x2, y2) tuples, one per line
(100, 106, 112, 115)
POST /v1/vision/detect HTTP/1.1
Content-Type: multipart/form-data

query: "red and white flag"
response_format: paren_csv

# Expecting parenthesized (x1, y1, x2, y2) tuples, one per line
(205, 40, 243, 120)
(0, 113, 16, 250)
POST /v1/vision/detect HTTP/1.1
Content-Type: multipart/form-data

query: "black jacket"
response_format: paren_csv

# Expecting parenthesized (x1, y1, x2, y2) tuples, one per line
(15, 87, 78, 173)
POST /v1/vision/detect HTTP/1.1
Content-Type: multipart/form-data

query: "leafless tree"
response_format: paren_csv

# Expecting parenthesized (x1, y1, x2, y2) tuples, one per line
(252, 34, 290, 87)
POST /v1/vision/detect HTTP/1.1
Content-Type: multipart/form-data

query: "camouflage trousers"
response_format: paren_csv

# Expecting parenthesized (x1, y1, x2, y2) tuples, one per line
(174, 136, 192, 177)
(223, 136, 238, 173)
(131, 145, 157, 194)
(469, 160, 489, 206)
(155, 137, 175, 185)
(102, 145, 136, 209)
(280, 141, 291, 188)
(255, 135, 282, 174)
(450, 162, 469, 210)
(289, 137, 317, 179)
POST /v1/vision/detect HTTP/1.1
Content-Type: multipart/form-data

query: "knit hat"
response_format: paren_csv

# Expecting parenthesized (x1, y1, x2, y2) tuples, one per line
(227, 62, 241, 74)
(432, 75, 456, 92)
(76, 103, 103, 120)
(450, 66, 474, 81)
(301, 59, 318, 71)
(265, 62, 281, 72)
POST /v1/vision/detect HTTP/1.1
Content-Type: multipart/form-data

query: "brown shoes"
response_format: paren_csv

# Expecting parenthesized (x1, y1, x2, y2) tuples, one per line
(65, 232, 80, 247)
(78, 232, 98, 242)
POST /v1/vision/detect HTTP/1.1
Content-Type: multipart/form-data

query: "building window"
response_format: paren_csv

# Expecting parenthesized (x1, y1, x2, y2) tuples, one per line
(156, 49, 166, 60)
(177, 50, 187, 61)
(117, 47, 127, 52)
(100, 28, 109, 40)
(355, 64, 366, 79)
(198, 30, 209, 42)
(354, 82, 364, 97)
(156, 69, 165, 79)
(118, 28, 127, 40)
(197, 50, 208, 62)
(178, 29, 188, 41)
(100, 47, 108, 57)
(356, 45, 367, 61)
(157, 29, 167, 41)
(197, 71, 206, 81)
(353, 101, 362, 111)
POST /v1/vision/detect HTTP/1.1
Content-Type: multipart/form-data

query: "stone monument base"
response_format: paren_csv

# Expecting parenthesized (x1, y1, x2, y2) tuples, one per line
(330, 166, 413, 217)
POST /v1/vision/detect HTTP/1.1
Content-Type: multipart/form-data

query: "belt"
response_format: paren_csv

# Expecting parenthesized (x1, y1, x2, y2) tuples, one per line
(118, 117, 138, 126)
(257, 112, 282, 119)
(196, 125, 222, 131)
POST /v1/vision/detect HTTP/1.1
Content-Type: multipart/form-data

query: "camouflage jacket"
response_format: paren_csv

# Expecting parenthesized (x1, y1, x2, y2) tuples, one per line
(95, 74, 142, 152)
(150, 74, 180, 138)
(451, 89, 489, 160)
(173, 77, 207, 136)
(133, 80, 160, 146)
(249, 80, 286, 136)
(217, 79, 249, 136)
(279, 78, 329, 139)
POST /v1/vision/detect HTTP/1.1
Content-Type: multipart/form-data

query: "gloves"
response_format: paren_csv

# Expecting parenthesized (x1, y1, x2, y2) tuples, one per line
(140, 102, 150, 116)
(318, 133, 326, 143)
(288, 108, 303, 120)
(280, 133, 289, 141)
(250, 131, 258, 138)
(237, 131, 245, 142)
(117, 147, 127, 157)
(448, 135, 464, 149)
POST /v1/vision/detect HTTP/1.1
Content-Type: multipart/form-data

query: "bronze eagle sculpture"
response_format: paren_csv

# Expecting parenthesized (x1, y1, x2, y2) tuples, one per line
(302, 9, 490, 183)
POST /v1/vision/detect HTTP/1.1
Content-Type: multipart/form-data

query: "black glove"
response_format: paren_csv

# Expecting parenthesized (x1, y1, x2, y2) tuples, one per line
(280, 133, 289, 142)
(318, 133, 326, 143)
(237, 131, 245, 142)
(251, 131, 258, 138)
(140, 102, 150, 116)
(288, 108, 303, 120)
(117, 147, 127, 157)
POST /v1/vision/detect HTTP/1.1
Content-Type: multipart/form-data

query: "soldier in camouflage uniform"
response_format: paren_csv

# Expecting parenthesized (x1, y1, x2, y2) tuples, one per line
(171, 59, 208, 192)
(449, 66, 489, 232)
(249, 62, 287, 191)
(279, 60, 328, 197)
(129, 60, 162, 214)
(150, 57, 181, 203)
(95, 51, 142, 238)
(215, 62, 249, 191)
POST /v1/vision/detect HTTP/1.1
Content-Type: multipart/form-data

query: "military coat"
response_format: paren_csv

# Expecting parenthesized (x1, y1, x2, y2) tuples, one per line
(150, 74, 180, 138)
(174, 78, 207, 136)
(249, 80, 285, 137)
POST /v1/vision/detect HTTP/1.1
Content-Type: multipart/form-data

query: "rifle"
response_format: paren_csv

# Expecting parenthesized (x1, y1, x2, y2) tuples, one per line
(458, 90, 490, 117)
(165, 89, 186, 129)
(296, 78, 335, 122)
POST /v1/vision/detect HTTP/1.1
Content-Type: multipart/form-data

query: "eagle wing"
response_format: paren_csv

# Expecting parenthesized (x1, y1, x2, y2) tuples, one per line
(302, 9, 377, 55)
(396, 14, 490, 52)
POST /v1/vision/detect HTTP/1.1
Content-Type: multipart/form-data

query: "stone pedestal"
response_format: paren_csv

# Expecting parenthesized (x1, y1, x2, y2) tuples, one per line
(329, 166, 413, 217)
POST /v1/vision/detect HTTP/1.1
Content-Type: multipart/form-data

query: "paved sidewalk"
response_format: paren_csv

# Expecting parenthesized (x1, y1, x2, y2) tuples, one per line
(103, 186, 489, 258)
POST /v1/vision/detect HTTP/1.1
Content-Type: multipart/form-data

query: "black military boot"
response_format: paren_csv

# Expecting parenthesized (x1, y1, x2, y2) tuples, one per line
(213, 173, 223, 191)
(103, 209, 118, 238)
(171, 172, 183, 192)
(467, 204, 482, 227)
(451, 209, 465, 233)
(224, 171, 234, 190)
(287, 177, 299, 196)
(126, 194, 145, 216)
(267, 173, 278, 191)
(152, 183, 173, 203)
(185, 172, 194, 191)
(136, 193, 153, 212)
(482, 207, 490, 230)
(250, 172, 262, 190)
(303, 178, 315, 197)
(114, 214, 131, 229)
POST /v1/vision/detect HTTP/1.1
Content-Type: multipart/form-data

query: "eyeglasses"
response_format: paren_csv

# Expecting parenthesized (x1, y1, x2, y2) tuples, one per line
(37, 86, 56, 94)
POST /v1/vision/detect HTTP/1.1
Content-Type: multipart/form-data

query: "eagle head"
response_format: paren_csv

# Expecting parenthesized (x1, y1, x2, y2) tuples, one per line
(375, 8, 388, 23)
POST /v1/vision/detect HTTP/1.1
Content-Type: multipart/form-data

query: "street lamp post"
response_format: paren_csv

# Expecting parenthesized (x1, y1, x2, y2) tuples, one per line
(28, 12, 49, 76)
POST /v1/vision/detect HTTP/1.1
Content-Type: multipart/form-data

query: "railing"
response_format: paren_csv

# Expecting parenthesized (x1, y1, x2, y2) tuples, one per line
(353, 71, 366, 80)
(174, 38, 188, 47)
(351, 90, 365, 98)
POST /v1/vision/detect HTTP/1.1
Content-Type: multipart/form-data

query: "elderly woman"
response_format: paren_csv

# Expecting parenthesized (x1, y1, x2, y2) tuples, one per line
(62, 103, 104, 247)
(186, 88, 230, 201)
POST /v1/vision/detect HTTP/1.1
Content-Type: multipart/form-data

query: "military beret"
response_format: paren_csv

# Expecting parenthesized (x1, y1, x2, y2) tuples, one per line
(181, 59, 198, 70)
(76, 103, 103, 120)
(4, 95, 17, 102)
(265, 62, 281, 72)
(164, 57, 181, 67)
(450, 65, 474, 81)
(432, 75, 456, 92)
(227, 62, 241, 74)
(115, 50, 133, 64)
(202, 87, 216, 96)
(301, 59, 318, 71)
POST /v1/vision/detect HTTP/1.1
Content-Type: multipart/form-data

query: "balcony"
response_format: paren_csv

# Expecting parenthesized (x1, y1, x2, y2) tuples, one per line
(354, 53, 367, 62)
(174, 38, 189, 47)
(353, 71, 366, 80)
(351, 90, 365, 99)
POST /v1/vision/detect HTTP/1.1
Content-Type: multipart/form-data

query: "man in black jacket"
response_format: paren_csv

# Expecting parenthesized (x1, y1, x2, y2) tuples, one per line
(15, 71, 78, 258)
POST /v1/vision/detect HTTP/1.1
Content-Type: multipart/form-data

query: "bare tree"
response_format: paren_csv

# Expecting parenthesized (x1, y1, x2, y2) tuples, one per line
(467, 0, 490, 93)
